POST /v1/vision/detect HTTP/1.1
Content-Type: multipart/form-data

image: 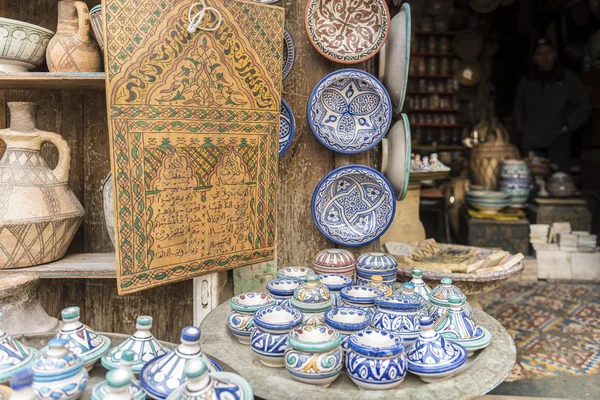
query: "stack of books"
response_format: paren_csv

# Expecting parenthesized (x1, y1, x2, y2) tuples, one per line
(558, 233, 578, 252)
(574, 232, 598, 252)
(529, 224, 550, 244)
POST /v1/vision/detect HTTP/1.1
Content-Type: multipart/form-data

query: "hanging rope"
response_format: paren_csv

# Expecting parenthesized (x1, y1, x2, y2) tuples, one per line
(187, 0, 222, 33)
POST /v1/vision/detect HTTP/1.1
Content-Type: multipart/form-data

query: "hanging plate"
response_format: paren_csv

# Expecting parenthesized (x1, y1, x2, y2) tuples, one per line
(279, 98, 295, 157)
(381, 115, 411, 200)
(307, 69, 392, 154)
(305, 0, 390, 64)
(382, 3, 411, 113)
(312, 164, 396, 247)
(282, 27, 295, 80)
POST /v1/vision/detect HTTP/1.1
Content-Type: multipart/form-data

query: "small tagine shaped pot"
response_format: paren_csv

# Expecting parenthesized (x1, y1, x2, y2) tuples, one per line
(409, 269, 433, 299)
(95, 369, 134, 400)
(324, 307, 371, 357)
(10, 368, 36, 400)
(141, 327, 222, 400)
(339, 286, 384, 315)
(406, 316, 468, 383)
(166, 359, 253, 400)
(32, 338, 89, 400)
(312, 249, 356, 276)
(366, 275, 393, 297)
(266, 279, 302, 308)
(227, 293, 276, 345)
(284, 325, 343, 387)
(50, 306, 111, 371)
(102, 316, 169, 374)
(356, 252, 398, 291)
(318, 274, 353, 306)
(434, 295, 491, 356)
(346, 330, 407, 390)
(427, 278, 472, 321)
(291, 274, 333, 326)
(250, 306, 303, 368)
(94, 350, 146, 400)
(276, 267, 314, 281)
(394, 282, 430, 318)
(371, 290, 427, 346)
(0, 312, 39, 384)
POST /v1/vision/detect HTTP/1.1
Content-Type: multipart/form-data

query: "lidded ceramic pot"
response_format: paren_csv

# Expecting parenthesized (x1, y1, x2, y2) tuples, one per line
(339, 285, 384, 315)
(324, 307, 371, 356)
(409, 269, 433, 299)
(165, 359, 253, 400)
(291, 274, 333, 326)
(32, 338, 89, 400)
(93, 368, 136, 400)
(276, 267, 315, 281)
(266, 278, 302, 308)
(94, 350, 146, 400)
(10, 368, 36, 400)
(427, 278, 472, 321)
(318, 274, 353, 306)
(227, 292, 276, 344)
(366, 275, 393, 297)
(312, 249, 356, 276)
(140, 327, 222, 400)
(284, 325, 343, 387)
(102, 316, 169, 373)
(406, 316, 468, 383)
(434, 295, 491, 356)
(394, 282, 430, 317)
(50, 306, 111, 371)
(346, 330, 407, 390)
(356, 252, 398, 291)
(250, 306, 303, 368)
(547, 172, 576, 198)
(371, 290, 427, 346)
(0, 312, 39, 384)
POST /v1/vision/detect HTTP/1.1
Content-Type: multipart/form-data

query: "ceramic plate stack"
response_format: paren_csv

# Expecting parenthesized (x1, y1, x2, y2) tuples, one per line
(529, 224, 549, 245)
(465, 190, 510, 214)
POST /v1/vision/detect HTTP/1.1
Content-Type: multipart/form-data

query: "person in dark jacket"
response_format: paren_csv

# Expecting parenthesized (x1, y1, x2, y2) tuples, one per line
(514, 39, 591, 172)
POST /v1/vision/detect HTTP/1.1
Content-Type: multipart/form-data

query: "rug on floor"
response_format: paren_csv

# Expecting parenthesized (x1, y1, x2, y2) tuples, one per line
(479, 281, 600, 382)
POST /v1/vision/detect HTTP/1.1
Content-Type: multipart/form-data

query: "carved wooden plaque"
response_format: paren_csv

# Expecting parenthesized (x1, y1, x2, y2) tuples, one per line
(104, 0, 283, 294)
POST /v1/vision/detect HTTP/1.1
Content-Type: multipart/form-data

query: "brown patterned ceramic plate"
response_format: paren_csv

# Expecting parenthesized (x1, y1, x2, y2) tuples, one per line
(305, 0, 390, 64)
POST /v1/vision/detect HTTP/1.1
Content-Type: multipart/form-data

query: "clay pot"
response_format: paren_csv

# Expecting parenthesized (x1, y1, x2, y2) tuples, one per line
(46, 1, 102, 72)
(0, 102, 85, 268)
(0, 274, 58, 335)
(547, 172, 576, 198)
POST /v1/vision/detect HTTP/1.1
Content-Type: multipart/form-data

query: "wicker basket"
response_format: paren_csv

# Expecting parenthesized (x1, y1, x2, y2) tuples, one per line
(469, 121, 519, 190)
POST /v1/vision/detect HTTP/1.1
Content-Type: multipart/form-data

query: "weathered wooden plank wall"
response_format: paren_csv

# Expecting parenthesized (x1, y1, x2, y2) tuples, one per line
(0, 0, 380, 341)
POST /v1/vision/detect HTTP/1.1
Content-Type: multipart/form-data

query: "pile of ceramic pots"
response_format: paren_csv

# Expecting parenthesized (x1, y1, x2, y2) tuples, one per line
(498, 159, 531, 207)
(466, 190, 511, 214)
(228, 250, 494, 391)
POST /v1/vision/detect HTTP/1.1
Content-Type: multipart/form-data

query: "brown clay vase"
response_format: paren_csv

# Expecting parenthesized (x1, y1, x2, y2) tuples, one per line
(0, 102, 85, 269)
(0, 273, 58, 334)
(46, 0, 102, 72)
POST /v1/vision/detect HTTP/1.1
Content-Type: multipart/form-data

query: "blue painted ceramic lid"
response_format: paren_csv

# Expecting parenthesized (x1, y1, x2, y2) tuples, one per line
(324, 307, 371, 332)
(356, 252, 398, 273)
(434, 295, 492, 352)
(253, 306, 303, 331)
(340, 285, 385, 304)
(347, 329, 404, 357)
(0, 312, 38, 383)
(375, 292, 427, 311)
(291, 274, 333, 311)
(266, 278, 302, 297)
(33, 339, 83, 379)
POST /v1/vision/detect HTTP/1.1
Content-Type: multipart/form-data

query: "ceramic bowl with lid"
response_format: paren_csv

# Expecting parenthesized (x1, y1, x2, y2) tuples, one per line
(356, 252, 398, 277)
(339, 285, 385, 315)
(346, 329, 407, 390)
(284, 325, 343, 387)
(251, 306, 303, 368)
(291, 274, 333, 325)
(366, 275, 393, 297)
(276, 267, 315, 281)
(312, 249, 356, 276)
(427, 278, 472, 321)
(227, 293, 276, 344)
(0, 312, 39, 384)
(266, 278, 303, 307)
(371, 291, 427, 346)
(324, 307, 371, 356)
(318, 274, 353, 306)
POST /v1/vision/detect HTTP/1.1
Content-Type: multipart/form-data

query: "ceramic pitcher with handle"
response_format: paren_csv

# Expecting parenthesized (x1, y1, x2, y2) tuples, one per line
(46, 0, 102, 72)
(0, 102, 85, 268)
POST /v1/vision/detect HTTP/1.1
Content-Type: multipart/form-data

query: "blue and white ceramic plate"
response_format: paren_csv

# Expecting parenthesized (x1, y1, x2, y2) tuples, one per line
(282, 27, 295, 81)
(381, 4, 411, 113)
(312, 165, 395, 246)
(279, 98, 295, 158)
(308, 69, 392, 154)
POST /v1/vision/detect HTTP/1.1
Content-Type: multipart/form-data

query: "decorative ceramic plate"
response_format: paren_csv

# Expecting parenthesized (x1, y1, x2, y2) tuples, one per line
(308, 69, 392, 154)
(279, 98, 295, 157)
(381, 115, 411, 200)
(282, 27, 295, 80)
(312, 164, 396, 246)
(305, 0, 390, 64)
(381, 3, 411, 113)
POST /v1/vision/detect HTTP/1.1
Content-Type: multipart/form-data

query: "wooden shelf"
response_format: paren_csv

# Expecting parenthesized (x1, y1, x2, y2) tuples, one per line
(411, 52, 455, 57)
(409, 74, 454, 79)
(407, 108, 459, 112)
(0, 72, 105, 90)
(0, 253, 116, 279)
(415, 31, 458, 36)
(407, 91, 455, 95)
(410, 123, 463, 127)
(413, 144, 465, 152)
